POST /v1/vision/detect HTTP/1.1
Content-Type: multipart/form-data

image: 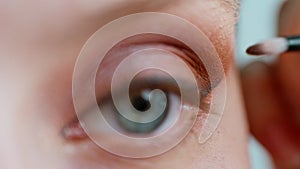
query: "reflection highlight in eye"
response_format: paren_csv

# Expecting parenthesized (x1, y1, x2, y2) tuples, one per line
(68, 12, 227, 158)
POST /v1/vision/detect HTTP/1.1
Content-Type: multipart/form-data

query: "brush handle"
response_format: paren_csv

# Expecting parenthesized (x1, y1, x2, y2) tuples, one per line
(287, 36, 300, 51)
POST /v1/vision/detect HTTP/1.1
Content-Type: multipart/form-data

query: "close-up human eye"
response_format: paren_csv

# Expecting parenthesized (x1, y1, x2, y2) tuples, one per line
(8, 0, 300, 169)
(63, 23, 228, 163)
(64, 33, 214, 142)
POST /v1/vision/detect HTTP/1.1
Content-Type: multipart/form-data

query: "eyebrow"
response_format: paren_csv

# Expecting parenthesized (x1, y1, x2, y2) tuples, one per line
(220, 0, 240, 17)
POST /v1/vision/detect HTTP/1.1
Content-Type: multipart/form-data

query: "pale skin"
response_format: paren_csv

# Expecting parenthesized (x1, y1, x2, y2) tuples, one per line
(0, 0, 252, 169)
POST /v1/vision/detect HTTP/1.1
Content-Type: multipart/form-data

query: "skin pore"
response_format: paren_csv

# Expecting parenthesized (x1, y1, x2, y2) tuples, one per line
(0, 0, 250, 169)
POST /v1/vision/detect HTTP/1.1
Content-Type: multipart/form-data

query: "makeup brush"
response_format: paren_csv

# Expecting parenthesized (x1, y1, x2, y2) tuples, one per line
(246, 35, 300, 56)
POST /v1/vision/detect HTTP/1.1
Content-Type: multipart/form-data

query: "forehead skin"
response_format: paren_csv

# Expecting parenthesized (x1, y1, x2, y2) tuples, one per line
(0, 0, 240, 74)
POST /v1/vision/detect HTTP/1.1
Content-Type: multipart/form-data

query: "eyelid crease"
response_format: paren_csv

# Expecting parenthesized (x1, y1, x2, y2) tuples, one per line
(99, 41, 213, 96)
(96, 33, 227, 96)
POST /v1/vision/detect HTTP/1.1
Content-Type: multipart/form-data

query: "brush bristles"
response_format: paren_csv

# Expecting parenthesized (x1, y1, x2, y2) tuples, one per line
(246, 38, 288, 56)
(246, 44, 267, 55)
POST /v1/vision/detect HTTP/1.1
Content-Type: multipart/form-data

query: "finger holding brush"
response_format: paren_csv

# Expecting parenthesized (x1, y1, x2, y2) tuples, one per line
(241, 0, 300, 169)
(246, 35, 300, 56)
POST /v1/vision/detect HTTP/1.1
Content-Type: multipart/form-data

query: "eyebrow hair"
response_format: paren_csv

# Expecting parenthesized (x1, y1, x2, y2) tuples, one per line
(220, 0, 240, 17)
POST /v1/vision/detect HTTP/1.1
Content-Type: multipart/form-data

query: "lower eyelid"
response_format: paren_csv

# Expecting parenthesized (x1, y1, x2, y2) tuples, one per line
(63, 82, 211, 143)
(61, 95, 213, 164)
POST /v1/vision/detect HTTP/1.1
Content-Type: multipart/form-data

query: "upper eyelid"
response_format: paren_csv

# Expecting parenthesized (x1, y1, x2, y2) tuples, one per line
(96, 40, 212, 93)
(94, 43, 203, 95)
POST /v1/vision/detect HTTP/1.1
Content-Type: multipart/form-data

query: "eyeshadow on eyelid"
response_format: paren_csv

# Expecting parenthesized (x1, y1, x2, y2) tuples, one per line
(95, 33, 226, 95)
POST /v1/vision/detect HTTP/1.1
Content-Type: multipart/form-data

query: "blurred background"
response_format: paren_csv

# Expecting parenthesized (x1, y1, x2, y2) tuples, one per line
(236, 0, 285, 168)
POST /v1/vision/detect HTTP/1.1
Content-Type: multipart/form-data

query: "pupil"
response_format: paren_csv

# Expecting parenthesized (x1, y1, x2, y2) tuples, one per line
(132, 95, 150, 111)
